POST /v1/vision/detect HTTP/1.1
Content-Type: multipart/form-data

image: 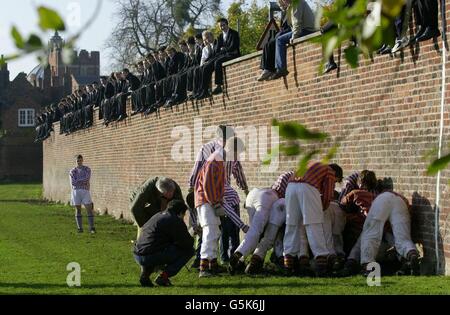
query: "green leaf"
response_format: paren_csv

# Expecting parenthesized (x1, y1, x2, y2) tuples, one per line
(26, 35, 43, 50)
(277, 121, 328, 141)
(427, 153, 450, 175)
(38, 6, 65, 31)
(11, 26, 25, 49)
(296, 150, 321, 177)
(280, 143, 302, 156)
(344, 46, 359, 68)
(322, 144, 340, 164)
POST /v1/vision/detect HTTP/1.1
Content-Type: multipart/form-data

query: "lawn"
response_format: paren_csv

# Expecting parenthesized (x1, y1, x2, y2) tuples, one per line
(0, 183, 449, 295)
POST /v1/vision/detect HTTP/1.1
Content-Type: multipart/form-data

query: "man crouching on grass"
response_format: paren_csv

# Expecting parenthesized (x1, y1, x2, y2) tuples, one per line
(70, 154, 96, 233)
(133, 199, 194, 287)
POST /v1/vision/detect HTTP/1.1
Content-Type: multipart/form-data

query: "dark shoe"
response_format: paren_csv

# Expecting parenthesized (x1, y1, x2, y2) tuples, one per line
(228, 252, 243, 275)
(270, 69, 289, 80)
(89, 228, 96, 234)
(331, 255, 345, 273)
(380, 45, 392, 55)
(139, 277, 154, 287)
(314, 256, 329, 278)
(77, 228, 83, 233)
(212, 85, 223, 95)
(245, 255, 264, 275)
(155, 273, 172, 286)
(323, 61, 337, 74)
(338, 259, 360, 277)
(297, 256, 313, 277)
(410, 26, 425, 43)
(256, 70, 274, 81)
(417, 27, 441, 42)
(376, 44, 388, 54)
(144, 107, 156, 116)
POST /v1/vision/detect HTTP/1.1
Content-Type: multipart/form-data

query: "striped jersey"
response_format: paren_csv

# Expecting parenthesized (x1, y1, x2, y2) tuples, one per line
(338, 172, 360, 204)
(340, 189, 375, 215)
(69, 166, 91, 191)
(271, 171, 294, 198)
(290, 161, 336, 210)
(194, 159, 225, 209)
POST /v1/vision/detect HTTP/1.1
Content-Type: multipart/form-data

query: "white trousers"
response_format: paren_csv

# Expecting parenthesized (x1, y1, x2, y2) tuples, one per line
(360, 192, 416, 264)
(283, 183, 330, 258)
(253, 198, 286, 259)
(325, 201, 347, 256)
(236, 188, 278, 257)
(197, 204, 221, 260)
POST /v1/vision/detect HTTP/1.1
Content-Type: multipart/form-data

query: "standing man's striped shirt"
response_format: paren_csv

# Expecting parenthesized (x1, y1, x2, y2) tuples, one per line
(69, 166, 91, 190)
(195, 159, 225, 209)
(271, 171, 294, 198)
(338, 172, 360, 204)
(189, 139, 249, 230)
(290, 161, 336, 210)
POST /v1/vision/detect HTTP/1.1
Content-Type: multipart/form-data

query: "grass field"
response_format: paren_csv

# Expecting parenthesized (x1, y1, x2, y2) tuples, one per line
(0, 183, 449, 295)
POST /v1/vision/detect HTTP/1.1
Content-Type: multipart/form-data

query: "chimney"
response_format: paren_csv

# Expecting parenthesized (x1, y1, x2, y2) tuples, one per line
(0, 55, 10, 91)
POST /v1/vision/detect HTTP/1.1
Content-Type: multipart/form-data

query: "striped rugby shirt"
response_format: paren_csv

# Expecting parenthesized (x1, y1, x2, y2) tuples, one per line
(340, 189, 375, 215)
(69, 166, 91, 191)
(194, 159, 225, 209)
(289, 161, 336, 210)
(271, 171, 294, 198)
(189, 140, 248, 230)
(338, 172, 360, 205)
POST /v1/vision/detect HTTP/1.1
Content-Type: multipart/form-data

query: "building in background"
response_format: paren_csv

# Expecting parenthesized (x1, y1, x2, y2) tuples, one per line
(0, 32, 101, 182)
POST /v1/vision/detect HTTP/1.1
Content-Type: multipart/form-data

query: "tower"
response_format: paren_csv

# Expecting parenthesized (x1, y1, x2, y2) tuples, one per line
(0, 55, 10, 92)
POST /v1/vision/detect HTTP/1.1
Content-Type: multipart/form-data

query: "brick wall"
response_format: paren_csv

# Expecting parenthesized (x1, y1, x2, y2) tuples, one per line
(43, 7, 450, 275)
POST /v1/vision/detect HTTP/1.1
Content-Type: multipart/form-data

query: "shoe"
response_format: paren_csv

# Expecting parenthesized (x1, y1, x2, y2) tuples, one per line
(144, 107, 156, 116)
(376, 44, 387, 54)
(155, 273, 172, 286)
(296, 256, 313, 277)
(139, 277, 154, 287)
(228, 252, 242, 274)
(212, 85, 223, 95)
(416, 27, 441, 42)
(380, 45, 392, 55)
(77, 228, 83, 233)
(314, 256, 329, 278)
(331, 255, 345, 272)
(199, 270, 213, 278)
(410, 26, 425, 43)
(89, 228, 96, 234)
(270, 69, 289, 80)
(338, 259, 360, 277)
(323, 61, 337, 74)
(391, 37, 409, 53)
(256, 70, 273, 81)
(245, 255, 264, 275)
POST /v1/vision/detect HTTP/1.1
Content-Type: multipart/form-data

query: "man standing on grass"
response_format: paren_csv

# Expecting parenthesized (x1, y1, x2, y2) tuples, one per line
(69, 155, 96, 234)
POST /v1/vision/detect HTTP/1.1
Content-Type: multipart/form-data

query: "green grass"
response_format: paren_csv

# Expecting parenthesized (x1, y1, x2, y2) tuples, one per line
(0, 183, 450, 295)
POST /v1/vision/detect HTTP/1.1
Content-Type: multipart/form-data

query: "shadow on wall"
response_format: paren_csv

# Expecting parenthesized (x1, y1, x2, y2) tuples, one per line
(411, 192, 445, 275)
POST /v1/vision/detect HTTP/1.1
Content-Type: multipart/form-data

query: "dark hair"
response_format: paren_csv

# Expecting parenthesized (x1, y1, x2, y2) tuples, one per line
(360, 170, 377, 191)
(122, 68, 130, 74)
(376, 177, 394, 193)
(217, 18, 229, 25)
(187, 36, 195, 45)
(76, 154, 83, 160)
(329, 164, 343, 182)
(217, 125, 235, 141)
(166, 199, 188, 216)
(195, 33, 203, 40)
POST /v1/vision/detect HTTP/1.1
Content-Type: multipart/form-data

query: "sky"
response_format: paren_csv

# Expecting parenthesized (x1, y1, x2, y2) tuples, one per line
(0, 0, 266, 79)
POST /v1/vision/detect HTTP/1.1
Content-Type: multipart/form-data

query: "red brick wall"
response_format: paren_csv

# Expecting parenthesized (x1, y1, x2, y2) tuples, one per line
(43, 7, 450, 274)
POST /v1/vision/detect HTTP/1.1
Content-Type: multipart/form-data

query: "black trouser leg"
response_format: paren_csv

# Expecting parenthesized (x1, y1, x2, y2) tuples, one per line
(422, 0, 438, 30)
(214, 55, 234, 86)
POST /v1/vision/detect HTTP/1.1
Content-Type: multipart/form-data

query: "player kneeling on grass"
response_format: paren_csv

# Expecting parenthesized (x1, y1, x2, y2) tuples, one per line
(359, 178, 420, 276)
(70, 154, 96, 234)
(133, 199, 194, 287)
(229, 171, 293, 275)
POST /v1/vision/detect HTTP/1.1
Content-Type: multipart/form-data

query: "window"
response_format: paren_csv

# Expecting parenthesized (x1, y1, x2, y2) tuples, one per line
(18, 109, 35, 127)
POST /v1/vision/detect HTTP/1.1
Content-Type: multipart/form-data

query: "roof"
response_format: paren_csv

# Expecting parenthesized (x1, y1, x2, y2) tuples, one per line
(27, 64, 45, 81)
(72, 74, 100, 86)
